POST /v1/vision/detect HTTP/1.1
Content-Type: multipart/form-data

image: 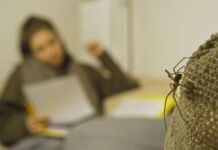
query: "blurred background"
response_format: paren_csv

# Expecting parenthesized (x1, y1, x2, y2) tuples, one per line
(1, 0, 218, 84)
(1, 0, 218, 149)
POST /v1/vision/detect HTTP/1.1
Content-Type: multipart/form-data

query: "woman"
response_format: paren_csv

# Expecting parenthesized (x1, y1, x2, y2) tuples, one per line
(0, 16, 139, 147)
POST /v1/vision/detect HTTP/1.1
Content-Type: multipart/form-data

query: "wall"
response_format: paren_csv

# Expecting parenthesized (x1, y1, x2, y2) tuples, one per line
(2, 0, 218, 82)
(131, 0, 218, 79)
(77, 0, 130, 71)
(0, 0, 79, 84)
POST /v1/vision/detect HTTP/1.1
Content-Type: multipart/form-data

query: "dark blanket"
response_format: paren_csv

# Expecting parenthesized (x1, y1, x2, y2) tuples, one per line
(10, 118, 164, 150)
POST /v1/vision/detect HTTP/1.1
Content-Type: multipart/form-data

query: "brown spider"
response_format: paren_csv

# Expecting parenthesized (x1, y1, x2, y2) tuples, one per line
(164, 57, 192, 130)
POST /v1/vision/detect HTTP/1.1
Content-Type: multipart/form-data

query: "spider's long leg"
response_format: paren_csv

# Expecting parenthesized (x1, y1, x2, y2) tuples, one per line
(173, 57, 190, 74)
(165, 69, 175, 81)
(174, 84, 201, 142)
(178, 84, 186, 88)
(170, 83, 179, 98)
(170, 83, 174, 90)
(175, 84, 191, 99)
(177, 66, 185, 73)
(172, 88, 187, 124)
(165, 66, 184, 80)
(164, 88, 174, 131)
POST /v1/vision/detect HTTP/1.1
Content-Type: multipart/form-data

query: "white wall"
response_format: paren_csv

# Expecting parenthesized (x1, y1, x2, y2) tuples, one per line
(2, 0, 218, 83)
(0, 0, 79, 84)
(76, 0, 111, 67)
(77, 0, 130, 71)
(131, 0, 218, 79)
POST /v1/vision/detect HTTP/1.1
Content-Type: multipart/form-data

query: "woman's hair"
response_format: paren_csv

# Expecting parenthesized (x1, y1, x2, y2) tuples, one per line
(19, 15, 73, 69)
(19, 16, 58, 58)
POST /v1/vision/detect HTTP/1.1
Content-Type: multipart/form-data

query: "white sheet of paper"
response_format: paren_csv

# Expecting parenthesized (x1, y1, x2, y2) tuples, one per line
(111, 98, 163, 118)
(23, 75, 96, 125)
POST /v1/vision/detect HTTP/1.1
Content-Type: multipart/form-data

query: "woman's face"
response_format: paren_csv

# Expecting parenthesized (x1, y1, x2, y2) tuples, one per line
(30, 29, 64, 68)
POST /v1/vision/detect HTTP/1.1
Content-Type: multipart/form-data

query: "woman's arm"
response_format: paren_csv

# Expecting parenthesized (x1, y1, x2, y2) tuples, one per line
(0, 106, 29, 146)
(0, 66, 30, 146)
(97, 51, 140, 96)
(85, 42, 139, 97)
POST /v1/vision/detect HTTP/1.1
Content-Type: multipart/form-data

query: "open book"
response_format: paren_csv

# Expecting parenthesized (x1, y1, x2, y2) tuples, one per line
(23, 74, 96, 138)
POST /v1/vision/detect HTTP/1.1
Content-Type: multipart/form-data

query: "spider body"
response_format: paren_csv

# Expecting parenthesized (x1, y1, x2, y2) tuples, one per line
(165, 69, 182, 84)
(174, 73, 182, 83)
(164, 58, 190, 130)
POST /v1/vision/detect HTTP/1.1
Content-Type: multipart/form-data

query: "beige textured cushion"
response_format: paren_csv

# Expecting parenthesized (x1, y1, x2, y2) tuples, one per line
(165, 33, 218, 149)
